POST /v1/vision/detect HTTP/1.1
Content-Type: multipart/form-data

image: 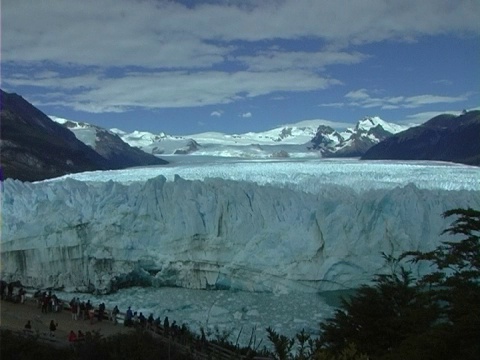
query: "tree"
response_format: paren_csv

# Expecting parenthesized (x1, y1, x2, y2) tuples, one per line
(266, 327, 295, 360)
(317, 208, 480, 359)
(401, 208, 480, 360)
(318, 267, 436, 358)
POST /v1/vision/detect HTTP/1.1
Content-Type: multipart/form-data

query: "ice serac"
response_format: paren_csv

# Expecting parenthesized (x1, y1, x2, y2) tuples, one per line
(1, 176, 479, 294)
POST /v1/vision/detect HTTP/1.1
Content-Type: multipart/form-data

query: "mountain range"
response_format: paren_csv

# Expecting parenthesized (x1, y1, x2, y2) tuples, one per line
(2, 88, 478, 183)
(309, 116, 408, 157)
(106, 112, 478, 165)
(51, 110, 480, 166)
(95, 118, 408, 159)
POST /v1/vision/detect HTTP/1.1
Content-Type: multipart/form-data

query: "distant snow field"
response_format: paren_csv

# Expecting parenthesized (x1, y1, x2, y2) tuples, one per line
(50, 157, 480, 192)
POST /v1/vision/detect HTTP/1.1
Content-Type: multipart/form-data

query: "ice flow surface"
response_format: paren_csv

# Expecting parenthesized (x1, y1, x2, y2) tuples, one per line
(48, 158, 480, 192)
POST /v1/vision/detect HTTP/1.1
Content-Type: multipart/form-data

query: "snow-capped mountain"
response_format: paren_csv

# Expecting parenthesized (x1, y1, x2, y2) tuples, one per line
(50, 116, 167, 168)
(309, 116, 409, 157)
(114, 119, 336, 158)
(51, 115, 409, 159)
(190, 119, 324, 145)
(109, 128, 201, 155)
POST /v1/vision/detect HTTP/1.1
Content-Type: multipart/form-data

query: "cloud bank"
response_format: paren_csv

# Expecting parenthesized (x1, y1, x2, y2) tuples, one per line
(2, 0, 479, 114)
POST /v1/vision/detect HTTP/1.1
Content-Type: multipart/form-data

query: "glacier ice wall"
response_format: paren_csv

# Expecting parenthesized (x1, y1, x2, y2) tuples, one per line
(1, 175, 479, 294)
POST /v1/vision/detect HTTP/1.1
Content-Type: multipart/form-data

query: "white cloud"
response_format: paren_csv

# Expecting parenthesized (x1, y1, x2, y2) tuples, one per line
(210, 110, 223, 117)
(344, 89, 469, 109)
(3, 69, 338, 112)
(345, 89, 371, 101)
(432, 79, 453, 86)
(241, 112, 252, 118)
(318, 102, 345, 108)
(403, 110, 465, 125)
(403, 94, 469, 108)
(3, 0, 478, 68)
(236, 50, 368, 72)
(3, 0, 479, 68)
(2, 0, 479, 113)
(390, 107, 480, 127)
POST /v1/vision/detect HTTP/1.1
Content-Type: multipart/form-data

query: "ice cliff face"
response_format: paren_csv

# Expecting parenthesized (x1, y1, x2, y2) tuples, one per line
(1, 176, 479, 294)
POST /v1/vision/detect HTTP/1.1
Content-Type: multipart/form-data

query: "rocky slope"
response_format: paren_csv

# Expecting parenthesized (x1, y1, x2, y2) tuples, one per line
(51, 117, 168, 168)
(362, 110, 480, 165)
(0, 89, 168, 182)
(0, 89, 110, 182)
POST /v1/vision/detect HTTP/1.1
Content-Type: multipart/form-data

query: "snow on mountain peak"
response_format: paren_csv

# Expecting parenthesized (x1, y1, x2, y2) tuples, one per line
(310, 116, 409, 157)
(49, 115, 101, 147)
(356, 116, 407, 134)
(110, 128, 127, 136)
(49, 115, 411, 158)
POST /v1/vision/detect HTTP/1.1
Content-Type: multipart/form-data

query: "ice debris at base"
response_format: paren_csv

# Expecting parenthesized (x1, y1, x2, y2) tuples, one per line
(54, 286, 335, 348)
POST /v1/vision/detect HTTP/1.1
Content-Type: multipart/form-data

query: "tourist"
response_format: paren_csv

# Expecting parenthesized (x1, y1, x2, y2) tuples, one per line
(7, 282, 14, 299)
(132, 311, 139, 326)
(139, 312, 146, 327)
(77, 330, 85, 341)
(68, 330, 77, 343)
(49, 320, 58, 337)
(71, 301, 78, 320)
(19, 287, 26, 304)
(163, 316, 170, 335)
(79, 301, 86, 320)
(41, 294, 48, 314)
(147, 313, 154, 330)
(85, 300, 93, 319)
(111, 305, 120, 325)
(125, 306, 133, 327)
(76, 298, 81, 319)
(98, 302, 106, 321)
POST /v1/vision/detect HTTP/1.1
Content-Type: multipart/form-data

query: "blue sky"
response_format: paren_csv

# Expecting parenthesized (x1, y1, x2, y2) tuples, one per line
(2, 0, 479, 135)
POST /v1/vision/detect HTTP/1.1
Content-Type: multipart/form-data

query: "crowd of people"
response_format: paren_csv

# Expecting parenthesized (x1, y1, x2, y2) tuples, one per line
(123, 306, 188, 339)
(3, 280, 192, 345)
(1, 280, 27, 304)
(36, 290, 63, 313)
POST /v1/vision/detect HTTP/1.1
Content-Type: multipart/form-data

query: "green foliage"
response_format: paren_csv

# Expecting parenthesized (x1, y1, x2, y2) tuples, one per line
(317, 208, 480, 359)
(314, 343, 369, 360)
(403, 208, 480, 285)
(401, 208, 480, 360)
(0, 329, 73, 360)
(266, 327, 295, 360)
(295, 329, 315, 360)
(318, 268, 437, 358)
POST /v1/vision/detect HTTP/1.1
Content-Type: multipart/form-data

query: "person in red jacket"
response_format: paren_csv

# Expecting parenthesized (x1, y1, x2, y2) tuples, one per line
(68, 330, 77, 342)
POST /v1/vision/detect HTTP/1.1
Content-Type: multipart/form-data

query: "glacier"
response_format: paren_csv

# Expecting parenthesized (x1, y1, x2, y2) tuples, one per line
(1, 159, 479, 295)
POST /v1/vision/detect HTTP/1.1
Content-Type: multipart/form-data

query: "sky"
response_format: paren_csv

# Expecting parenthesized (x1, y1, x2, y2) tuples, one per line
(1, 0, 479, 135)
